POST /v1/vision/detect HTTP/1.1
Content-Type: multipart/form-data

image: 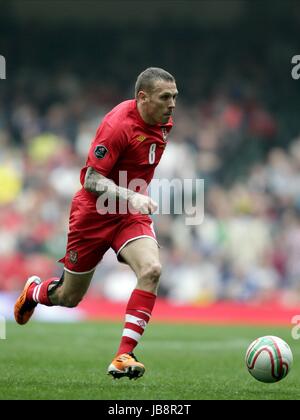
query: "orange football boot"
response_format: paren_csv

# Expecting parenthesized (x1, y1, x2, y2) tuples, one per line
(14, 276, 41, 325)
(107, 352, 145, 380)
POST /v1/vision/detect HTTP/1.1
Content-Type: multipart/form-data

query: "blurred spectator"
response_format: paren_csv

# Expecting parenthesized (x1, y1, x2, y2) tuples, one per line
(1, 23, 300, 306)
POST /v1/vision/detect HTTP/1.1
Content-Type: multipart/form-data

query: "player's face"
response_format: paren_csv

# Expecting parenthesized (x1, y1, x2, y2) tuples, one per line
(144, 80, 178, 125)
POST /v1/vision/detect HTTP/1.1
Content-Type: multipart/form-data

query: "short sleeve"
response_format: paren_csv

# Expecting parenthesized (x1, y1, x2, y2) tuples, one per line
(86, 121, 128, 177)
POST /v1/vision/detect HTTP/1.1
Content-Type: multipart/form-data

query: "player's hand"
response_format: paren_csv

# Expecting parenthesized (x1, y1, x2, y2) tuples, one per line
(129, 193, 158, 214)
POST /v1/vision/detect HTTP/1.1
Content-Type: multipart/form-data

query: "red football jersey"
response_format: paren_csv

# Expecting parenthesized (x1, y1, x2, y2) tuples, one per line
(80, 99, 173, 193)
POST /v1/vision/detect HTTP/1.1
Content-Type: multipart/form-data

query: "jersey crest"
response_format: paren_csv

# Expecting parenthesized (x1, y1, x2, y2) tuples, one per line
(161, 127, 168, 142)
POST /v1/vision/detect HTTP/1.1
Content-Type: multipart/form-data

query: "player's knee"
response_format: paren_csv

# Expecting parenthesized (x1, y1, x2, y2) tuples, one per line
(139, 262, 162, 285)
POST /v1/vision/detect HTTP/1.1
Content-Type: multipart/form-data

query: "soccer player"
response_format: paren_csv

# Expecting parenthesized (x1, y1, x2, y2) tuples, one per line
(14, 67, 178, 380)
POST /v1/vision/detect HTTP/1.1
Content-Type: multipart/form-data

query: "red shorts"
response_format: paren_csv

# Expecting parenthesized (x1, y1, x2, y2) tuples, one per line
(58, 189, 157, 274)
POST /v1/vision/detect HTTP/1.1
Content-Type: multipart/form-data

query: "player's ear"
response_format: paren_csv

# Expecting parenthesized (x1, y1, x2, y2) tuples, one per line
(137, 90, 148, 103)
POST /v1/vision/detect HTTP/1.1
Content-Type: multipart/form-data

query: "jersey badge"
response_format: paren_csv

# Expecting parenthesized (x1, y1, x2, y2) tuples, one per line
(94, 145, 108, 159)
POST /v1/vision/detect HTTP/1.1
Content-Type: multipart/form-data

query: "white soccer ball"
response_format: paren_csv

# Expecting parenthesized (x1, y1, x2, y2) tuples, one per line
(245, 336, 293, 383)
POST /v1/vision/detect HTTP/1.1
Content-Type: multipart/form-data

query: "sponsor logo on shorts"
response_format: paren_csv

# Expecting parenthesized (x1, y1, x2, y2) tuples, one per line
(94, 145, 108, 159)
(69, 250, 78, 264)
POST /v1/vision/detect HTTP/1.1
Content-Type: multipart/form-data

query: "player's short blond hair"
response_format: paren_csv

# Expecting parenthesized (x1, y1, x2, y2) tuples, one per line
(135, 67, 175, 98)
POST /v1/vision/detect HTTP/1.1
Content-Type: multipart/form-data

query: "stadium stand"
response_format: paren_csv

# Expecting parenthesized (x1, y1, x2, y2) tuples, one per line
(1, 1, 300, 312)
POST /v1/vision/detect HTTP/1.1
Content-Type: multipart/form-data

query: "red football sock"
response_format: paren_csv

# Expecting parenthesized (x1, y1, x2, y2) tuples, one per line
(27, 277, 60, 307)
(116, 288, 156, 356)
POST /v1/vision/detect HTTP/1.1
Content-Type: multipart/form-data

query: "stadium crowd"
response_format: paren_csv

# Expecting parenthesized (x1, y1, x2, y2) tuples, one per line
(0, 18, 300, 304)
(1, 64, 300, 308)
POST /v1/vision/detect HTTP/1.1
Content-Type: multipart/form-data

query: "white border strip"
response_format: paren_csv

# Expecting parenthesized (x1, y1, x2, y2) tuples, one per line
(116, 235, 158, 258)
(63, 266, 97, 275)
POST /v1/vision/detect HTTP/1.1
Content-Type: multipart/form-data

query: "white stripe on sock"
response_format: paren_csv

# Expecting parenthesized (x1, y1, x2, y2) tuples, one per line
(136, 309, 151, 318)
(122, 328, 142, 342)
(32, 284, 41, 303)
(35, 284, 43, 303)
(125, 314, 147, 330)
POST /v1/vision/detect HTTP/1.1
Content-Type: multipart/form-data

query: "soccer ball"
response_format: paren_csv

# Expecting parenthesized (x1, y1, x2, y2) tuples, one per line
(245, 336, 293, 383)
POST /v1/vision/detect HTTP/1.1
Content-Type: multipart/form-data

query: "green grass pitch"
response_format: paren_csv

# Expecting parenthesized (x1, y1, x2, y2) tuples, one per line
(0, 321, 299, 400)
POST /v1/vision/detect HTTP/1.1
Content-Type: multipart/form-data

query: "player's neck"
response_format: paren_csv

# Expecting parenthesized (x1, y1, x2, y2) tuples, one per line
(136, 102, 156, 126)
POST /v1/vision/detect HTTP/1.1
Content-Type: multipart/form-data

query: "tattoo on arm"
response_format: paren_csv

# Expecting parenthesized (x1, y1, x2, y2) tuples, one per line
(84, 167, 135, 201)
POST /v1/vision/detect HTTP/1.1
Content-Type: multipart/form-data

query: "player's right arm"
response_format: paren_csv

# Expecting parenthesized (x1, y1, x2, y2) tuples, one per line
(84, 166, 158, 214)
(83, 113, 157, 214)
